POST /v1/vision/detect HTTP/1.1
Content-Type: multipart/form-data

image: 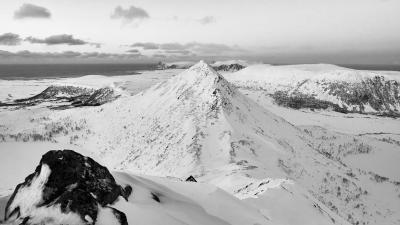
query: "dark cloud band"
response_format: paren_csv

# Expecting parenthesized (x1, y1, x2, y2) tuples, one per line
(14, 3, 51, 19)
(25, 34, 87, 45)
(111, 5, 149, 22)
(0, 50, 143, 61)
(0, 33, 22, 46)
(130, 42, 243, 56)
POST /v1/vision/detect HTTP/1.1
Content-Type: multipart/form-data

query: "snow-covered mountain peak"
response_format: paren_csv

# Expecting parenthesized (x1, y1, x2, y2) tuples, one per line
(156, 60, 236, 103)
(185, 60, 223, 79)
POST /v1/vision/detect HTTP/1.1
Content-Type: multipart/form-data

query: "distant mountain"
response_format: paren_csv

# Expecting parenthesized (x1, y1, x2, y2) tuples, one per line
(157, 61, 195, 69)
(210, 60, 249, 72)
(227, 64, 400, 117)
(157, 60, 249, 72)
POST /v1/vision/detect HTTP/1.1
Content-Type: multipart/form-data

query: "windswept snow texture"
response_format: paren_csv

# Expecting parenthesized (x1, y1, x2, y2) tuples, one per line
(227, 64, 400, 116)
(0, 62, 400, 225)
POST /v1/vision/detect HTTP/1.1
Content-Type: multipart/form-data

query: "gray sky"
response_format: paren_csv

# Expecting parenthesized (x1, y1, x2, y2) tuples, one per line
(0, 0, 400, 64)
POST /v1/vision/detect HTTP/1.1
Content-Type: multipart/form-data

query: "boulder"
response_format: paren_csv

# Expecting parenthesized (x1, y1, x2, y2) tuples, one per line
(4, 150, 131, 225)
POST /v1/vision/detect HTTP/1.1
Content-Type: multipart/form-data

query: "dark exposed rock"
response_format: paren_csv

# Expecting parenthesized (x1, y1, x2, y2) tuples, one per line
(151, 192, 161, 203)
(213, 64, 245, 72)
(1, 85, 119, 109)
(324, 77, 400, 114)
(72, 87, 119, 107)
(271, 90, 348, 113)
(4, 150, 131, 225)
(185, 175, 197, 182)
(271, 80, 400, 117)
(15, 85, 94, 104)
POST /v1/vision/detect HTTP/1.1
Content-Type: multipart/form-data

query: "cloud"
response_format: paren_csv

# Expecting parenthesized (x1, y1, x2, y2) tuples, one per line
(0, 50, 144, 62)
(152, 54, 167, 58)
(111, 5, 149, 22)
(0, 33, 22, 45)
(129, 42, 244, 57)
(165, 50, 192, 55)
(131, 42, 159, 50)
(160, 43, 186, 50)
(26, 34, 88, 45)
(197, 16, 216, 25)
(185, 42, 240, 54)
(126, 49, 141, 54)
(14, 3, 51, 19)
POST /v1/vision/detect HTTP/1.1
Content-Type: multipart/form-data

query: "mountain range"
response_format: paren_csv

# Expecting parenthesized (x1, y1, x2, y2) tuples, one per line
(0, 61, 399, 225)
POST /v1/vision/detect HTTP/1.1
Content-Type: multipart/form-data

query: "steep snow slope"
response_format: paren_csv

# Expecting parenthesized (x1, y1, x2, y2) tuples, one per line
(1, 62, 399, 225)
(226, 64, 400, 115)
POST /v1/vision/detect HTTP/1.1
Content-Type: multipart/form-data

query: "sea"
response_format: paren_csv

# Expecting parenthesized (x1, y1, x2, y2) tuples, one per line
(0, 64, 158, 80)
(0, 63, 399, 80)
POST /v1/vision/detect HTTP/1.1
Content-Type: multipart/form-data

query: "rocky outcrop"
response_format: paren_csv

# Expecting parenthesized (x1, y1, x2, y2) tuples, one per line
(72, 87, 119, 107)
(271, 91, 348, 113)
(185, 176, 197, 182)
(271, 76, 400, 117)
(2, 85, 119, 109)
(15, 85, 94, 104)
(4, 150, 131, 225)
(213, 64, 245, 72)
(229, 64, 400, 117)
(322, 76, 400, 115)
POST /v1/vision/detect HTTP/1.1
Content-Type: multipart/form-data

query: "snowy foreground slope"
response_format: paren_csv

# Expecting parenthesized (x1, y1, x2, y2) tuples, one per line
(0, 150, 273, 225)
(226, 64, 400, 116)
(0, 62, 399, 225)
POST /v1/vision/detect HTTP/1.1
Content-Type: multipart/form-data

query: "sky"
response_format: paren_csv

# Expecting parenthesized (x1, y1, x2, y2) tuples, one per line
(0, 0, 399, 64)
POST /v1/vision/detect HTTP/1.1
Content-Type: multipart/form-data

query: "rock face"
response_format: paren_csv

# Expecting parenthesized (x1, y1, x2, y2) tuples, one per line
(213, 64, 245, 72)
(228, 64, 400, 117)
(270, 76, 400, 116)
(4, 150, 131, 225)
(72, 87, 119, 107)
(2, 85, 119, 109)
(185, 176, 197, 182)
(15, 85, 94, 104)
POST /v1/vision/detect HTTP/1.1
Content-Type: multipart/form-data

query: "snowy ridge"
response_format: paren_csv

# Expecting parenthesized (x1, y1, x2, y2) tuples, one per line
(226, 64, 400, 115)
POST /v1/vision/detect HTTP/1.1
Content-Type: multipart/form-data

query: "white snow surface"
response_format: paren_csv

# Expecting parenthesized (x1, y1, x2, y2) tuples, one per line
(0, 62, 399, 225)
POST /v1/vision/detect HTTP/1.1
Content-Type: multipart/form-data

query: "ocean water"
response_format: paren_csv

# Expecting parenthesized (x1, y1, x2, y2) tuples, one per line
(340, 64, 400, 72)
(0, 64, 158, 80)
(0, 63, 399, 80)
